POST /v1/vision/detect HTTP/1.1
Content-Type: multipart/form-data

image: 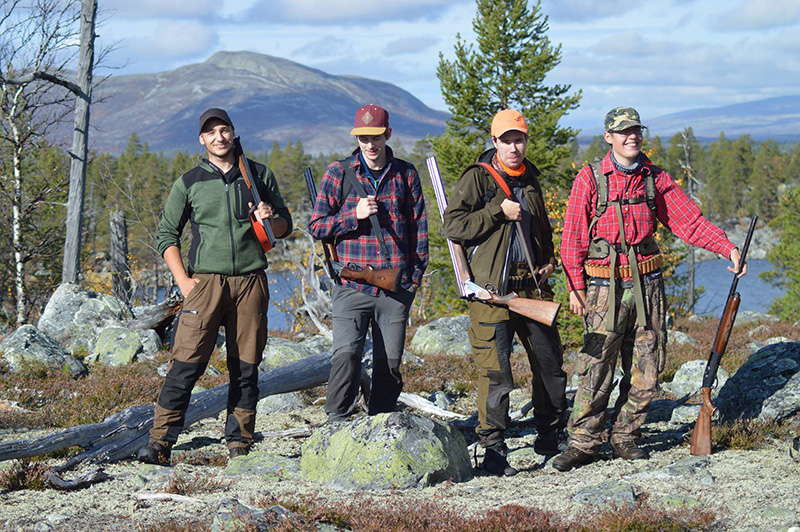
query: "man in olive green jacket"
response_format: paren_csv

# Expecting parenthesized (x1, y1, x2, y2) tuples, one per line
(444, 109, 566, 476)
(137, 108, 292, 465)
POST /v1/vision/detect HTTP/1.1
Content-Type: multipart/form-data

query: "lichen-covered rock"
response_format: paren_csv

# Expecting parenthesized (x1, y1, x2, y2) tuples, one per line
(136, 329, 164, 359)
(717, 342, 800, 422)
(225, 452, 300, 480)
(0, 325, 87, 377)
(37, 283, 133, 353)
(667, 330, 698, 347)
(257, 336, 318, 370)
(256, 392, 306, 414)
(301, 411, 472, 490)
(662, 359, 729, 398)
(573, 480, 636, 506)
(85, 327, 143, 366)
(409, 315, 472, 357)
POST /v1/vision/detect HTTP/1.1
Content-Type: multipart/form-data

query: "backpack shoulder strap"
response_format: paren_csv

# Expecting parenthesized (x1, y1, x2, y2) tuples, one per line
(475, 162, 512, 198)
(338, 157, 357, 202)
(643, 165, 657, 213)
(588, 158, 607, 237)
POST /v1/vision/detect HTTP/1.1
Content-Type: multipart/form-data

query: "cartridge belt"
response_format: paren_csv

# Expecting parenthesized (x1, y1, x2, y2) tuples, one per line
(584, 254, 663, 279)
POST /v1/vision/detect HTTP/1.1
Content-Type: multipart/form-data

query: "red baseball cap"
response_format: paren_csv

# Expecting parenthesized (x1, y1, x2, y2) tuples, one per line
(350, 104, 390, 135)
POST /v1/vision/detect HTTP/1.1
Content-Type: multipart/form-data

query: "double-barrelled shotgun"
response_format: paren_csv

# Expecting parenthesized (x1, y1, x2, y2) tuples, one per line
(426, 156, 560, 327)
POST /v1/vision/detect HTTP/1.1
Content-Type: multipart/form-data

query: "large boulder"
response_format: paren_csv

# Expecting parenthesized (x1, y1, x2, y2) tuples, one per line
(409, 315, 472, 357)
(0, 325, 87, 377)
(37, 283, 133, 353)
(85, 327, 144, 366)
(255, 336, 318, 371)
(662, 359, 729, 398)
(717, 342, 800, 422)
(301, 411, 472, 490)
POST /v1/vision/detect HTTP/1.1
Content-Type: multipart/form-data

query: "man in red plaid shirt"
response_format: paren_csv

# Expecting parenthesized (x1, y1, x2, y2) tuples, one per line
(553, 107, 746, 471)
(309, 104, 428, 422)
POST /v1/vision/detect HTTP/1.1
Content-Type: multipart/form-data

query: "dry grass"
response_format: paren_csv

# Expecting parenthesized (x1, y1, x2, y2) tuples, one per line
(261, 493, 715, 532)
(403, 352, 478, 397)
(708, 418, 791, 451)
(0, 459, 49, 491)
(165, 471, 233, 496)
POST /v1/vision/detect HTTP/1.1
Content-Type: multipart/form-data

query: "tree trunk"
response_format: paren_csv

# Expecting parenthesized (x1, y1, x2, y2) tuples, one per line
(0, 351, 333, 471)
(109, 210, 131, 304)
(11, 122, 25, 326)
(61, 0, 96, 284)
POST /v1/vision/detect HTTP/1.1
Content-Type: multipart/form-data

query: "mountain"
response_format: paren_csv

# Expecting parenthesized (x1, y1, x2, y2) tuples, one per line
(645, 95, 800, 142)
(76, 51, 448, 155)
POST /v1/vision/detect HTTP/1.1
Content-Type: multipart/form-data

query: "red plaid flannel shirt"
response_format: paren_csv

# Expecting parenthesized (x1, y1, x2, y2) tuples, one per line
(308, 147, 428, 296)
(561, 151, 735, 291)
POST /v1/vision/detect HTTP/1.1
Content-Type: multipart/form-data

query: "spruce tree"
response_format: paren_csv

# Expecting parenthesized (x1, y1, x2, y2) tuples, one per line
(432, 0, 581, 186)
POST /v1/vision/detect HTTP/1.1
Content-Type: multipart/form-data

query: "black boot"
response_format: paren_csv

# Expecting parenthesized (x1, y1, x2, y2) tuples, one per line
(482, 443, 518, 477)
(534, 429, 568, 456)
(136, 441, 172, 466)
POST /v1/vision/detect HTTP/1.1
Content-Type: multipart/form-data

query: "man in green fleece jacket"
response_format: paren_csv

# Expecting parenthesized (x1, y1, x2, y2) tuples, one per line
(137, 108, 292, 465)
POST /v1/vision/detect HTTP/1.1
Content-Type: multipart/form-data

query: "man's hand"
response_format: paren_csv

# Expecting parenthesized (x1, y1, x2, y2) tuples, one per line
(249, 201, 273, 221)
(500, 198, 521, 221)
(570, 289, 586, 315)
(177, 276, 200, 298)
(728, 247, 748, 278)
(538, 263, 555, 283)
(356, 195, 378, 220)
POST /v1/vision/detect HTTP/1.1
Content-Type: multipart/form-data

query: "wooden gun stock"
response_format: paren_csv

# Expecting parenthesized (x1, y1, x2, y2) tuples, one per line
(689, 215, 756, 456)
(339, 265, 403, 293)
(690, 387, 714, 456)
(481, 291, 561, 328)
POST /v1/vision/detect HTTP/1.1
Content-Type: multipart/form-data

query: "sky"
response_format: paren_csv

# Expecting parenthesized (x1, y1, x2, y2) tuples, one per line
(97, 0, 800, 133)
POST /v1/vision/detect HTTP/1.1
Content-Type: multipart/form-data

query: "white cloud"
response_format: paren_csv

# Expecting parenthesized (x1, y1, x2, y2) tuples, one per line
(129, 21, 220, 59)
(101, 0, 221, 19)
(541, 0, 643, 22)
(714, 0, 800, 31)
(383, 36, 440, 56)
(243, 0, 468, 24)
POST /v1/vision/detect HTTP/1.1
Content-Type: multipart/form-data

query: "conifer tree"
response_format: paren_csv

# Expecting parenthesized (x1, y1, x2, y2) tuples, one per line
(432, 0, 580, 186)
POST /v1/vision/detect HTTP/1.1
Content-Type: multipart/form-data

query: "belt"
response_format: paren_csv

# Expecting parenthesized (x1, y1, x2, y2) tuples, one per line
(583, 254, 663, 279)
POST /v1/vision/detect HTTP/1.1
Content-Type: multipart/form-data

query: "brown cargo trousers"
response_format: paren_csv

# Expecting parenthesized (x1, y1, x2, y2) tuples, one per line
(568, 272, 667, 454)
(149, 271, 269, 450)
(468, 283, 567, 448)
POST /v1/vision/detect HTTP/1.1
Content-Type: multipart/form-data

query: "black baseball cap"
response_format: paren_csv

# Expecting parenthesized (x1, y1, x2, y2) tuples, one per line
(198, 108, 234, 134)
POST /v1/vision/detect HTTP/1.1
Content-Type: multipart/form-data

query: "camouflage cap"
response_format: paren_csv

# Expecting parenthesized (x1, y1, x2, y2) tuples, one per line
(604, 107, 647, 132)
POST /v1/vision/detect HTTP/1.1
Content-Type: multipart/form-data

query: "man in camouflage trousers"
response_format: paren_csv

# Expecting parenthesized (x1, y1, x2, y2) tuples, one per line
(553, 107, 746, 471)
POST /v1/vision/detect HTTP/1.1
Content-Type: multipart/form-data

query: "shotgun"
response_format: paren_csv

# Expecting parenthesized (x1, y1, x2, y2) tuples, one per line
(426, 156, 561, 328)
(304, 167, 403, 293)
(689, 216, 757, 456)
(234, 137, 276, 253)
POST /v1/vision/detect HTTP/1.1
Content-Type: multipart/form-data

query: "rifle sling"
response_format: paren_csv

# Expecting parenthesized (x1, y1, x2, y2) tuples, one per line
(342, 164, 392, 266)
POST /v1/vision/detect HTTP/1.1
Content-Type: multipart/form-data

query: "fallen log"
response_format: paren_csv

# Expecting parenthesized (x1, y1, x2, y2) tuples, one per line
(0, 351, 333, 471)
(128, 292, 183, 331)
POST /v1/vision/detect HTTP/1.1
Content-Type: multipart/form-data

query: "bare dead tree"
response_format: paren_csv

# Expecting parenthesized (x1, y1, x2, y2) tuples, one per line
(61, 0, 96, 285)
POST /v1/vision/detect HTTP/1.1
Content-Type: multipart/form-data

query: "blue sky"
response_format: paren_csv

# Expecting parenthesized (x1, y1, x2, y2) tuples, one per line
(99, 0, 800, 133)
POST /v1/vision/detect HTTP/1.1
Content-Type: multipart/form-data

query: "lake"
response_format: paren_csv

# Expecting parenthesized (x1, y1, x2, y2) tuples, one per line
(265, 259, 786, 330)
(672, 259, 784, 317)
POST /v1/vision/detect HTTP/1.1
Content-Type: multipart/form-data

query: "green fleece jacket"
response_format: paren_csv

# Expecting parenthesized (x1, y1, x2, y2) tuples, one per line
(443, 149, 556, 296)
(156, 159, 292, 276)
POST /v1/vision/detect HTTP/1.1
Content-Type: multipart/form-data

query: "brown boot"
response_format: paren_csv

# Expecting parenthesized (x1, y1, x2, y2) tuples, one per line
(552, 446, 595, 472)
(612, 441, 649, 460)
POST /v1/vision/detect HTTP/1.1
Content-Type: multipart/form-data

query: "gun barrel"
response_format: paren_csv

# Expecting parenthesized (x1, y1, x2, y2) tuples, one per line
(427, 156, 470, 296)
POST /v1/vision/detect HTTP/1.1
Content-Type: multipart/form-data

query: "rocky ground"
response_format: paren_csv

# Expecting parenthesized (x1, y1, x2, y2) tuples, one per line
(1, 388, 798, 532)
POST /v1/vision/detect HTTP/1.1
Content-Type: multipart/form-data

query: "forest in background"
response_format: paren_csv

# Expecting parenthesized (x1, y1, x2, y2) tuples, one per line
(1, 0, 799, 331)
(1, 128, 798, 330)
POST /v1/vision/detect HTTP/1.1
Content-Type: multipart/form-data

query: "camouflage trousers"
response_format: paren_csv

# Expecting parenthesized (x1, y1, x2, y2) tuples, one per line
(568, 272, 667, 454)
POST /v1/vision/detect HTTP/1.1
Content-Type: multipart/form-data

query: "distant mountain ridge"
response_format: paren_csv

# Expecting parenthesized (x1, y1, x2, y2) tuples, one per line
(644, 95, 800, 143)
(77, 51, 448, 155)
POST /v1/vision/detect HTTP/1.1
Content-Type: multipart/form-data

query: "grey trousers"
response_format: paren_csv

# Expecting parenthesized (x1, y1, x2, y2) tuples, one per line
(326, 285, 415, 421)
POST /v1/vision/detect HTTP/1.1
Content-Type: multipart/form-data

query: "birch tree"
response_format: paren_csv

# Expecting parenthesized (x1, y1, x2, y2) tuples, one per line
(0, 0, 79, 324)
